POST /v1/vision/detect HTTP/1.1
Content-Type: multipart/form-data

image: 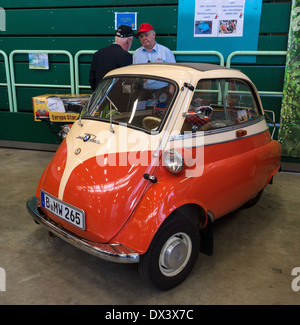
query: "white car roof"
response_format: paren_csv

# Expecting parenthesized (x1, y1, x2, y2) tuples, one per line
(105, 62, 252, 86)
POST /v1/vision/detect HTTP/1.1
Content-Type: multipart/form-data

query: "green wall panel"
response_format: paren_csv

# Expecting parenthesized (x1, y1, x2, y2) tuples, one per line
(260, 2, 292, 34)
(0, 112, 62, 144)
(2, 7, 178, 36)
(0, 36, 177, 58)
(13, 62, 71, 84)
(0, 62, 8, 83)
(0, 37, 114, 56)
(16, 87, 75, 112)
(0, 0, 178, 8)
(258, 35, 288, 52)
(260, 97, 283, 122)
(0, 88, 9, 110)
(235, 66, 285, 92)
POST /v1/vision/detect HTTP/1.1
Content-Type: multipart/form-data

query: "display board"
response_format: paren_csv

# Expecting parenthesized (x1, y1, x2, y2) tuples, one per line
(32, 94, 91, 122)
(279, 0, 300, 158)
(177, 0, 262, 62)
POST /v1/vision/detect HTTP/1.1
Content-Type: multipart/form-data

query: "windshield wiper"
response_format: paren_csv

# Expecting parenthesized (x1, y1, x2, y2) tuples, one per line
(78, 93, 95, 127)
(106, 95, 119, 133)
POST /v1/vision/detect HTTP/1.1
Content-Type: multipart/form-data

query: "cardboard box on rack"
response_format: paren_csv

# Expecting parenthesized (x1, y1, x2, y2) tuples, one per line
(33, 94, 91, 122)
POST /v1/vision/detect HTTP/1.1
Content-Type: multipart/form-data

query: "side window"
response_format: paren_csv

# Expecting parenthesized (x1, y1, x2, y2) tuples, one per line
(181, 78, 261, 134)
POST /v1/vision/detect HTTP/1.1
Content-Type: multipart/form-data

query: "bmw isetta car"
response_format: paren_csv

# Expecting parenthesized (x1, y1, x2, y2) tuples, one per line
(27, 63, 281, 290)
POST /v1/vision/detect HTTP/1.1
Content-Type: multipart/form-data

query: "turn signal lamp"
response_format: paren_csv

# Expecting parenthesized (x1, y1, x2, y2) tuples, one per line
(58, 124, 71, 140)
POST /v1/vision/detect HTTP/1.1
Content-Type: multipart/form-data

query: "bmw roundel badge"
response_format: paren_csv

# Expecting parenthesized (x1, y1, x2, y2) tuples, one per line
(83, 134, 91, 142)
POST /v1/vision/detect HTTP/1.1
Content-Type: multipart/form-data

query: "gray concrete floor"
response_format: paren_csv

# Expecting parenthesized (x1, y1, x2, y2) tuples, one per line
(0, 147, 300, 305)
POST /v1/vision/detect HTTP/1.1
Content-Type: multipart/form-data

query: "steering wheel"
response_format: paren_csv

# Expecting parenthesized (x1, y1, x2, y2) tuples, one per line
(142, 116, 162, 130)
(195, 106, 213, 117)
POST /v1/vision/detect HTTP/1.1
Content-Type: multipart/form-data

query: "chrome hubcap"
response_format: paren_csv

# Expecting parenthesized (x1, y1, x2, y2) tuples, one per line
(159, 232, 192, 277)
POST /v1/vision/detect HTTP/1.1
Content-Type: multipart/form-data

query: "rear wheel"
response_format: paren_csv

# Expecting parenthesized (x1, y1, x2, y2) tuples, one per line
(138, 213, 200, 290)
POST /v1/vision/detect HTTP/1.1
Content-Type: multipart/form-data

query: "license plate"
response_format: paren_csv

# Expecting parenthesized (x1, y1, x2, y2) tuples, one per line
(41, 190, 85, 230)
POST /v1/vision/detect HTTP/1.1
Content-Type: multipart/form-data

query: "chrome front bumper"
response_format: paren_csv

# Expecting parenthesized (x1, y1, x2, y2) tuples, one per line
(26, 196, 140, 264)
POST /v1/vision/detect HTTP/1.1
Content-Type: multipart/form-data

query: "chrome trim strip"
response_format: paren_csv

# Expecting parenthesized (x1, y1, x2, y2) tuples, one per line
(26, 196, 140, 264)
(170, 116, 268, 145)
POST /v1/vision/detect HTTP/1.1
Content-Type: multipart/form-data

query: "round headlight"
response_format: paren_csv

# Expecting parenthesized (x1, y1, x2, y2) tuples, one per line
(163, 149, 184, 174)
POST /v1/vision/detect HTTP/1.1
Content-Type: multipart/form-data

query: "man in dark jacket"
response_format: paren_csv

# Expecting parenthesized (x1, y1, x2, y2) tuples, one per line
(89, 25, 134, 91)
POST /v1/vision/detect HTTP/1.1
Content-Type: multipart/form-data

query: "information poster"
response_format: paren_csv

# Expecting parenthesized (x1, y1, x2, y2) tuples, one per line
(177, 0, 262, 63)
(279, 0, 300, 158)
(28, 53, 49, 70)
(194, 0, 245, 37)
(114, 12, 137, 30)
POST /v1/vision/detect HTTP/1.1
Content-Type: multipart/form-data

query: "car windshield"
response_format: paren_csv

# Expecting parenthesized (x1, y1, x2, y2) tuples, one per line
(80, 76, 177, 132)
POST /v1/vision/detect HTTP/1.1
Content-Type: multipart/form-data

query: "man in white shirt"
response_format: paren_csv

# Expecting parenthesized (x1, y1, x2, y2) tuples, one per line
(133, 23, 176, 64)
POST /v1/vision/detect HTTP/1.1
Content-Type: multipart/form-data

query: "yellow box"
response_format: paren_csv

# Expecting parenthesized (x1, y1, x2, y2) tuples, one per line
(33, 94, 91, 122)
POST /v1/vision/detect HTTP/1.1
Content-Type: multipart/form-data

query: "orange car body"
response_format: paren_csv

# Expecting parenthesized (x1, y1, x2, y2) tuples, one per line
(27, 63, 281, 288)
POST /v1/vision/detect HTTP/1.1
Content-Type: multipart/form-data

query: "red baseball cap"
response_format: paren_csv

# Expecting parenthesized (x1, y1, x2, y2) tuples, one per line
(136, 23, 154, 36)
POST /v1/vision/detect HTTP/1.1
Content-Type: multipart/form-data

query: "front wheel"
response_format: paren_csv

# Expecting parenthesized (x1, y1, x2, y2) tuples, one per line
(138, 214, 200, 290)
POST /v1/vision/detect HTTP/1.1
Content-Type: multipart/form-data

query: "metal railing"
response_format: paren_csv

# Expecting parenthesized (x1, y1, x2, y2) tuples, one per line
(226, 50, 288, 97)
(74, 50, 96, 94)
(0, 50, 13, 112)
(173, 50, 224, 66)
(226, 50, 288, 137)
(9, 50, 75, 112)
(1, 49, 287, 113)
(74, 50, 225, 94)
